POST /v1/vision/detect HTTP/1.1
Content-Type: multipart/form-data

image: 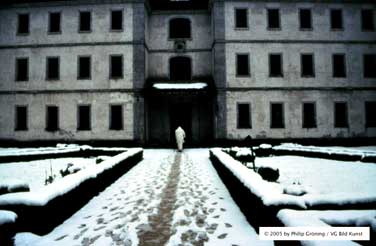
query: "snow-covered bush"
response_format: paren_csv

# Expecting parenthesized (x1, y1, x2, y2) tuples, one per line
(223, 147, 256, 169)
(59, 163, 82, 177)
(283, 184, 308, 196)
(257, 166, 279, 182)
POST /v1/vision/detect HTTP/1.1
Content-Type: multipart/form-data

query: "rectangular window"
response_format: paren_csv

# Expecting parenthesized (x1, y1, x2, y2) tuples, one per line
(301, 54, 315, 77)
(17, 13, 29, 34)
(235, 9, 248, 28)
(110, 105, 123, 130)
(79, 11, 91, 32)
(15, 58, 28, 81)
(299, 9, 312, 30)
(111, 10, 123, 31)
(302, 103, 316, 128)
(77, 105, 91, 131)
(334, 102, 348, 128)
(46, 106, 59, 131)
(269, 54, 283, 77)
(237, 103, 251, 129)
(365, 101, 376, 127)
(267, 9, 280, 29)
(361, 9, 375, 31)
(78, 56, 91, 80)
(46, 57, 60, 80)
(15, 106, 28, 131)
(48, 12, 61, 33)
(271, 103, 285, 128)
(110, 55, 123, 79)
(332, 54, 346, 78)
(330, 9, 343, 30)
(236, 54, 250, 76)
(363, 54, 376, 78)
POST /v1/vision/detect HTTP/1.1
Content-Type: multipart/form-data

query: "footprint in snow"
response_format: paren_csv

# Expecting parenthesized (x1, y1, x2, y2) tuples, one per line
(217, 233, 228, 239)
(220, 208, 226, 212)
(54, 235, 68, 241)
(225, 223, 233, 228)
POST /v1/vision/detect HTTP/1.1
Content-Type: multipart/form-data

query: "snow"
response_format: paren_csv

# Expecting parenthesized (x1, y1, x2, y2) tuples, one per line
(0, 210, 17, 225)
(0, 148, 142, 207)
(152, 82, 208, 90)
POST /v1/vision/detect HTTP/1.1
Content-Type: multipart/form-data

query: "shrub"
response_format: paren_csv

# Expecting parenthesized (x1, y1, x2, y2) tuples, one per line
(257, 167, 279, 182)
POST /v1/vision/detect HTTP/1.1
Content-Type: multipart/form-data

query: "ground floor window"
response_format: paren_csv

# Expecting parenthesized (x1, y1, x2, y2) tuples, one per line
(270, 103, 285, 128)
(15, 106, 28, 131)
(110, 105, 123, 130)
(237, 103, 251, 129)
(302, 102, 317, 128)
(110, 55, 123, 79)
(46, 106, 59, 131)
(365, 101, 376, 127)
(334, 102, 348, 128)
(77, 105, 91, 131)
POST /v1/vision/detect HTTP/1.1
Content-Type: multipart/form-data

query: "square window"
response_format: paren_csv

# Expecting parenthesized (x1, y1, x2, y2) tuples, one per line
(79, 11, 91, 32)
(15, 106, 28, 131)
(267, 9, 280, 29)
(334, 102, 348, 128)
(299, 9, 312, 29)
(361, 9, 375, 31)
(302, 103, 317, 128)
(330, 9, 343, 30)
(78, 56, 91, 79)
(269, 54, 283, 77)
(46, 106, 59, 131)
(271, 103, 285, 128)
(77, 105, 91, 131)
(363, 54, 376, 78)
(365, 101, 376, 127)
(49, 12, 61, 33)
(236, 54, 250, 76)
(237, 103, 251, 129)
(332, 54, 346, 78)
(110, 55, 123, 79)
(235, 9, 248, 29)
(111, 10, 123, 31)
(110, 105, 123, 130)
(301, 54, 315, 77)
(46, 57, 60, 80)
(16, 58, 28, 81)
(17, 13, 29, 34)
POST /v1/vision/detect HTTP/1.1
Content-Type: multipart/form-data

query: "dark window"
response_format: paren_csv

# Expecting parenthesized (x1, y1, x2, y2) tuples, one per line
(77, 105, 91, 131)
(237, 103, 251, 129)
(236, 54, 250, 76)
(365, 101, 376, 127)
(111, 10, 123, 31)
(16, 58, 28, 81)
(330, 9, 343, 30)
(235, 9, 248, 28)
(46, 57, 59, 80)
(299, 9, 312, 29)
(169, 18, 191, 39)
(267, 9, 280, 29)
(170, 56, 191, 80)
(15, 106, 28, 131)
(269, 54, 283, 77)
(361, 9, 374, 31)
(110, 55, 123, 79)
(302, 103, 316, 128)
(79, 11, 91, 32)
(301, 54, 315, 77)
(46, 106, 59, 131)
(49, 12, 61, 33)
(78, 56, 91, 79)
(334, 102, 348, 128)
(271, 103, 284, 128)
(110, 105, 123, 130)
(332, 54, 346, 78)
(17, 13, 29, 34)
(363, 54, 376, 78)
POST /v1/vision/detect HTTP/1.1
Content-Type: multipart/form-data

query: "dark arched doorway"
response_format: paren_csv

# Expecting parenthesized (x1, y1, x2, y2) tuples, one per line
(170, 56, 191, 81)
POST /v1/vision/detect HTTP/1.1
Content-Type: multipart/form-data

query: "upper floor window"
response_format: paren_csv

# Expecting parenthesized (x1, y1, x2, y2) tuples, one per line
(299, 9, 312, 30)
(365, 101, 376, 128)
(361, 9, 375, 31)
(170, 56, 191, 80)
(363, 54, 376, 78)
(17, 13, 29, 35)
(110, 55, 123, 79)
(169, 18, 191, 39)
(46, 57, 60, 80)
(269, 54, 283, 77)
(49, 12, 61, 33)
(235, 9, 248, 29)
(330, 9, 343, 30)
(79, 11, 91, 32)
(267, 9, 280, 30)
(111, 10, 123, 31)
(15, 57, 29, 82)
(332, 54, 346, 78)
(78, 56, 91, 80)
(301, 54, 315, 77)
(236, 54, 250, 77)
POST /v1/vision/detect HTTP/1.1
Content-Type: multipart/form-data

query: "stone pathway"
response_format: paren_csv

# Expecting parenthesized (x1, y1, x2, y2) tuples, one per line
(16, 149, 272, 246)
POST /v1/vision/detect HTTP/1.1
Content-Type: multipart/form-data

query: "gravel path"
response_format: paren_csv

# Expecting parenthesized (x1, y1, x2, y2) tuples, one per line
(15, 149, 272, 246)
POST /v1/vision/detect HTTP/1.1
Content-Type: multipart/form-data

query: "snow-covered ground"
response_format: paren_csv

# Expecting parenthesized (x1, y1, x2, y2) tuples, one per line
(15, 149, 272, 246)
(0, 158, 98, 192)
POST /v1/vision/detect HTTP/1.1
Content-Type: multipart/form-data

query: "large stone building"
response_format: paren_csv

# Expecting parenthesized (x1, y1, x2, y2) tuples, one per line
(0, 0, 375, 146)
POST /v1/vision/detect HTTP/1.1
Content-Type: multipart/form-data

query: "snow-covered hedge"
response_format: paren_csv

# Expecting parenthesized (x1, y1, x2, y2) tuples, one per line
(0, 148, 143, 235)
(0, 210, 17, 245)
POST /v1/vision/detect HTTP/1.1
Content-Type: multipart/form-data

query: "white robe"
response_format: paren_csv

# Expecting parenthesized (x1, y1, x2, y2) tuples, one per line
(175, 127, 186, 151)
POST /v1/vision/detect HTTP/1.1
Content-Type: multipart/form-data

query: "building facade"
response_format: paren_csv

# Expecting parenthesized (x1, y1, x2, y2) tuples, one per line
(0, 0, 375, 146)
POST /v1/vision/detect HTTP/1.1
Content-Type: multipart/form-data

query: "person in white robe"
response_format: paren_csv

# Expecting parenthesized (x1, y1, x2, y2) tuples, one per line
(175, 126, 186, 152)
